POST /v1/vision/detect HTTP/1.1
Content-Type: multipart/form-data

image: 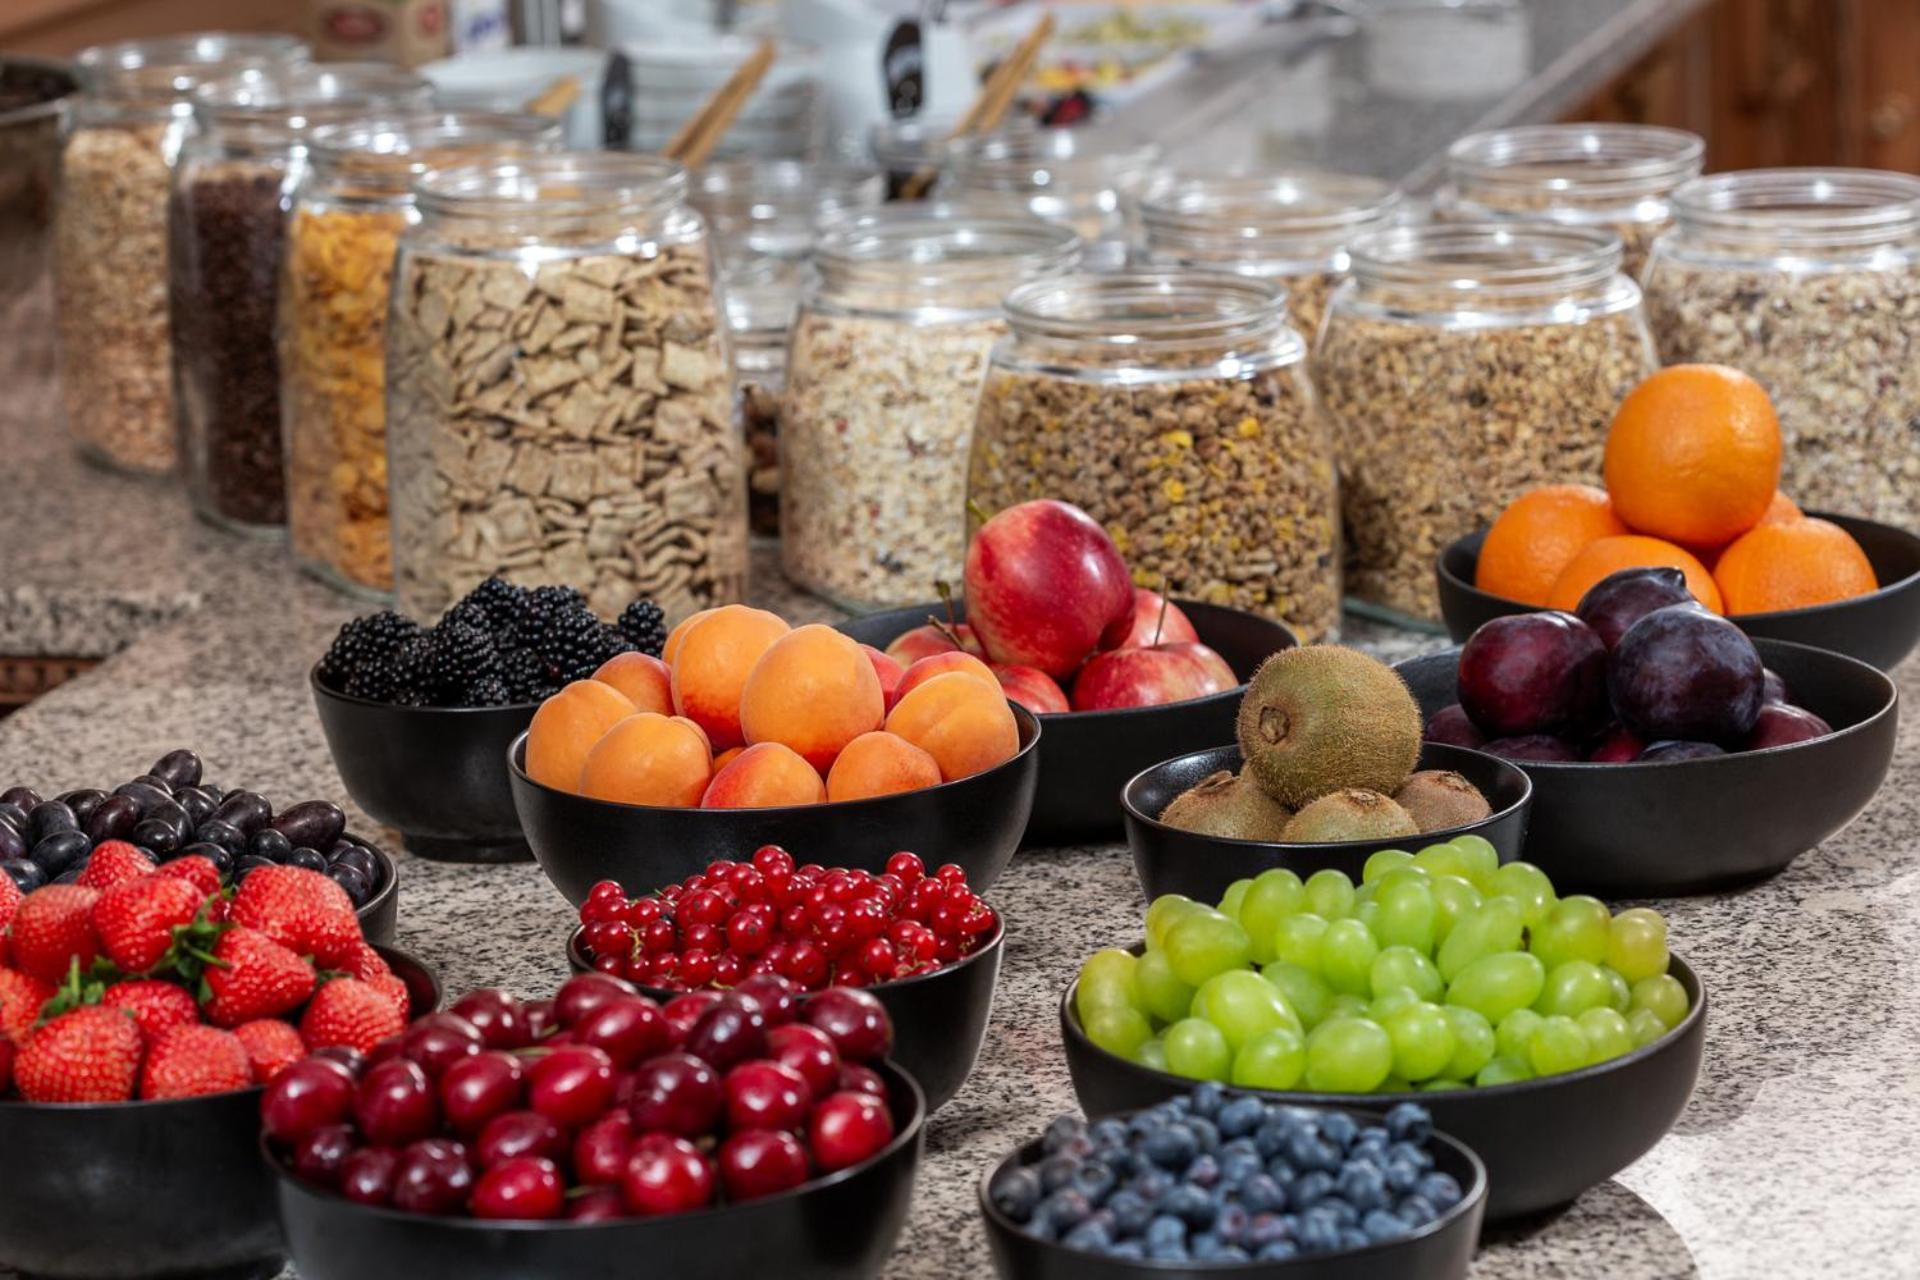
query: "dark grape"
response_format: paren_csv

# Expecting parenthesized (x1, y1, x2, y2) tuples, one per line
(126, 775, 174, 798)
(212, 791, 272, 836)
(0, 802, 25, 835)
(2, 858, 46, 892)
(234, 855, 275, 880)
(0, 823, 23, 863)
(192, 818, 247, 858)
(271, 800, 347, 850)
(287, 846, 329, 873)
(83, 794, 142, 843)
(111, 781, 171, 818)
(328, 846, 378, 880)
(330, 865, 373, 904)
(172, 841, 234, 874)
(27, 801, 77, 844)
(55, 789, 107, 824)
(131, 818, 183, 857)
(0, 787, 41, 812)
(31, 828, 91, 871)
(150, 749, 204, 789)
(174, 787, 217, 827)
(249, 829, 293, 863)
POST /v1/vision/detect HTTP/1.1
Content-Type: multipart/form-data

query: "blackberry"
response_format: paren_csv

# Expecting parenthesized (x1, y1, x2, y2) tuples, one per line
(319, 611, 420, 694)
(461, 576, 527, 633)
(464, 675, 513, 707)
(519, 584, 588, 643)
(598, 623, 636, 664)
(422, 621, 499, 704)
(501, 647, 558, 702)
(440, 599, 491, 637)
(616, 599, 669, 657)
(538, 609, 611, 683)
(388, 634, 438, 704)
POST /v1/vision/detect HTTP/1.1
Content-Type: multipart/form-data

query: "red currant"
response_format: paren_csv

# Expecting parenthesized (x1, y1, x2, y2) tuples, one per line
(641, 919, 676, 954)
(935, 863, 966, 884)
(858, 937, 897, 979)
(682, 922, 720, 953)
(885, 851, 924, 883)
(727, 910, 772, 955)
(780, 904, 809, 936)
(679, 950, 718, 987)
(713, 952, 746, 986)
(751, 844, 794, 876)
(847, 899, 887, 940)
(624, 897, 663, 927)
(782, 940, 828, 989)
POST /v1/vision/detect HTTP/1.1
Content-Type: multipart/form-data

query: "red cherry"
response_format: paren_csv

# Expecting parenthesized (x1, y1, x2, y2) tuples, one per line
(836, 1062, 886, 1098)
(391, 1137, 474, 1215)
(526, 1043, 616, 1128)
(718, 1129, 810, 1201)
(475, 1109, 568, 1169)
(810, 1091, 895, 1172)
(572, 1110, 634, 1185)
(554, 972, 638, 1028)
(683, 1000, 767, 1071)
(662, 991, 724, 1044)
(291, 1123, 359, 1189)
(568, 1186, 629, 1222)
(355, 1059, 440, 1148)
(470, 1155, 565, 1220)
(804, 988, 893, 1064)
(885, 851, 924, 883)
(340, 1146, 400, 1206)
(731, 973, 799, 1025)
(522, 999, 559, 1042)
(621, 1134, 715, 1216)
(438, 1050, 526, 1135)
(723, 1059, 812, 1132)
(263, 1057, 357, 1144)
(310, 1045, 366, 1075)
(450, 989, 532, 1050)
(627, 1051, 723, 1136)
(400, 1013, 486, 1080)
(765, 1023, 841, 1096)
(574, 996, 669, 1069)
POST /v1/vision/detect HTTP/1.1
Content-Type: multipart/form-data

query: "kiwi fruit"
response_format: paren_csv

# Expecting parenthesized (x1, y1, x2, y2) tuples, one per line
(1392, 770, 1493, 833)
(1235, 647, 1422, 807)
(1159, 767, 1294, 841)
(1279, 788, 1419, 844)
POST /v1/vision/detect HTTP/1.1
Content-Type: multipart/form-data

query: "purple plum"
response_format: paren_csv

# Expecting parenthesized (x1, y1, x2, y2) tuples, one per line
(1481, 734, 1583, 763)
(1424, 705, 1486, 750)
(1760, 668, 1791, 706)
(1746, 703, 1832, 750)
(1608, 605, 1764, 744)
(1587, 723, 1647, 763)
(1457, 612, 1608, 737)
(1574, 567, 1698, 650)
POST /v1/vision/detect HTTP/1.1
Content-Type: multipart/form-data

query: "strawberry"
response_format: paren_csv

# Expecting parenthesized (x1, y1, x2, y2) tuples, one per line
(15, 1005, 142, 1102)
(200, 927, 316, 1028)
(0, 871, 21, 934)
(156, 855, 223, 900)
(10, 885, 101, 984)
(0, 1038, 13, 1093)
(299, 977, 405, 1054)
(76, 840, 156, 891)
(343, 940, 394, 983)
(92, 874, 206, 974)
(371, 973, 411, 1019)
(230, 866, 361, 968)
(139, 1023, 252, 1099)
(233, 1018, 308, 1082)
(0, 968, 55, 1041)
(101, 979, 200, 1042)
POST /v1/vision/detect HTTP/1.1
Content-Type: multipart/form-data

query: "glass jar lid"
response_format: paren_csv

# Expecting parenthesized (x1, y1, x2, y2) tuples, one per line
(1003, 269, 1290, 355)
(815, 204, 1081, 292)
(946, 126, 1161, 198)
(1350, 222, 1624, 298)
(78, 33, 309, 103)
(691, 160, 884, 258)
(1669, 167, 1920, 251)
(309, 111, 564, 195)
(194, 62, 431, 140)
(1139, 171, 1401, 271)
(414, 151, 689, 222)
(1447, 124, 1703, 204)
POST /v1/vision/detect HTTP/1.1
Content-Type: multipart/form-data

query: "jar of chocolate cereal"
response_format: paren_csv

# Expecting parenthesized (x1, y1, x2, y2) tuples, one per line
(385, 153, 747, 623)
(282, 112, 561, 598)
(1316, 224, 1656, 624)
(970, 270, 1341, 642)
(780, 207, 1080, 611)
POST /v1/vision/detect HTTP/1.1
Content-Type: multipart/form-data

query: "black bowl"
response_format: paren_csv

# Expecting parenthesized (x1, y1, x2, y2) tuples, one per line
(507, 704, 1041, 902)
(346, 832, 400, 946)
(312, 668, 538, 863)
(980, 1107, 1486, 1280)
(1435, 511, 1920, 671)
(1059, 955, 1706, 1223)
(837, 601, 1297, 846)
(1121, 743, 1532, 903)
(567, 913, 1005, 1113)
(272, 1060, 924, 1280)
(0, 945, 439, 1280)
(1394, 639, 1899, 895)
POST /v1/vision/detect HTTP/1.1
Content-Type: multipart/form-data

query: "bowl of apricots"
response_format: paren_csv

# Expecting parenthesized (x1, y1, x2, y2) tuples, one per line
(507, 604, 1042, 902)
(1437, 364, 1920, 672)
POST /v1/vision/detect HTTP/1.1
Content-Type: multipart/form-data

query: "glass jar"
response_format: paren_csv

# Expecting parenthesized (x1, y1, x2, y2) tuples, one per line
(970, 271, 1340, 642)
(282, 112, 562, 599)
(1438, 124, 1704, 278)
(0, 58, 75, 395)
(386, 154, 747, 623)
(942, 127, 1161, 268)
(55, 35, 306, 475)
(780, 208, 1080, 611)
(170, 62, 430, 535)
(1644, 169, 1920, 525)
(1138, 172, 1401, 346)
(1317, 224, 1656, 623)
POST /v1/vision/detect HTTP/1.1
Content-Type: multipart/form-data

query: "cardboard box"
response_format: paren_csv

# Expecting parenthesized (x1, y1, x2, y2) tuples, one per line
(307, 0, 452, 68)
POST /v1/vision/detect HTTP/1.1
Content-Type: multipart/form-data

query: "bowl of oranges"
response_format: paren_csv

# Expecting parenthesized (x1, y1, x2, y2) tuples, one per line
(1437, 364, 1920, 671)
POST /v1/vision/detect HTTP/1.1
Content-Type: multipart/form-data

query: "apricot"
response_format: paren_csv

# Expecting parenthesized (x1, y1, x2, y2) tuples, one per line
(592, 652, 673, 715)
(525, 680, 639, 792)
(701, 742, 827, 809)
(826, 731, 943, 802)
(739, 625, 885, 773)
(711, 746, 744, 775)
(883, 671, 1019, 782)
(661, 607, 719, 668)
(862, 645, 906, 711)
(895, 651, 998, 704)
(669, 606, 791, 750)
(577, 712, 712, 807)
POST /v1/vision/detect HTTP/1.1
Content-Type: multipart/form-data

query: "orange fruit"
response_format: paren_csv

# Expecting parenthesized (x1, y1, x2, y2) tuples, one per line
(1603, 364, 1781, 547)
(1547, 535, 1723, 614)
(1475, 484, 1629, 606)
(1712, 518, 1878, 614)
(1756, 492, 1802, 527)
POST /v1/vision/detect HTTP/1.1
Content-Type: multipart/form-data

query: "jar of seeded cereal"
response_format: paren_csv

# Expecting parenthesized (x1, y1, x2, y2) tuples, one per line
(281, 112, 561, 598)
(1643, 168, 1920, 526)
(970, 271, 1340, 642)
(1317, 224, 1655, 624)
(780, 207, 1080, 611)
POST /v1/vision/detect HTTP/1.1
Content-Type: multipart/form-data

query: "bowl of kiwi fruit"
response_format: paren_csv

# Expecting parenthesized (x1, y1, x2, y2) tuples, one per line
(1121, 647, 1532, 903)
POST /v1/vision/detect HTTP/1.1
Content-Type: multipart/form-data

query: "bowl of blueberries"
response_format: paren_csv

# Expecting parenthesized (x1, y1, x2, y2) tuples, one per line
(981, 1087, 1484, 1280)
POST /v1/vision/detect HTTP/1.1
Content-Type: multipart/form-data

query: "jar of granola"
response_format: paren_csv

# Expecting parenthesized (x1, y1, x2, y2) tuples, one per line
(1643, 168, 1920, 525)
(55, 34, 307, 476)
(386, 153, 746, 623)
(1437, 124, 1703, 280)
(779, 207, 1080, 611)
(282, 112, 561, 598)
(1317, 224, 1656, 624)
(171, 62, 430, 535)
(1138, 172, 1401, 345)
(970, 271, 1340, 642)
(942, 127, 1161, 269)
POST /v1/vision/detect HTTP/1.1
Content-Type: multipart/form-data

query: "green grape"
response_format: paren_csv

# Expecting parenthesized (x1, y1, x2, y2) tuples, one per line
(1383, 1001, 1455, 1081)
(1085, 1006, 1153, 1058)
(1534, 960, 1615, 1017)
(1495, 1008, 1546, 1060)
(1577, 1007, 1634, 1063)
(1272, 913, 1330, 971)
(1607, 907, 1670, 983)
(1164, 910, 1253, 987)
(1475, 1054, 1535, 1086)
(1422, 1078, 1468, 1092)
(1603, 966, 1632, 1013)
(1411, 842, 1467, 881)
(1217, 878, 1253, 920)
(1231, 1026, 1306, 1089)
(1238, 869, 1305, 964)
(1369, 987, 1422, 1021)
(1529, 895, 1612, 969)
(1375, 866, 1432, 896)
(1630, 974, 1689, 1030)
(1627, 1007, 1668, 1048)
(1375, 878, 1437, 953)
(1192, 970, 1300, 1050)
(1304, 869, 1357, 921)
(1362, 848, 1414, 884)
(1489, 862, 1556, 927)
(1075, 949, 1140, 1024)
(1353, 899, 1383, 935)
(1135, 1038, 1170, 1071)
(1428, 875, 1482, 944)
(1370, 945, 1444, 1003)
(1442, 1005, 1495, 1080)
(1262, 962, 1332, 1029)
(1134, 948, 1194, 1026)
(1527, 1015, 1591, 1076)
(1447, 951, 1546, 1022)
(1324, 993, 1371, 1024)
(1304, 1017, 1393, 1092)
(1437, 896, 1525, 981)
(1380, 1075, 1411, 1093)
(1320, 919, 1379, 995)
(1449, 835, 1502, 890)
(1146, 895, 1202, 951)
(1163, 1017, 1232, 1081)
(1353, 882, 1376, 906)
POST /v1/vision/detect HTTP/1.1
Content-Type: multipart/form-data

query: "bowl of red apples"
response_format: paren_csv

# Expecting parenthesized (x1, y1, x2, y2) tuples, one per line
(838, 500, 1297, 844)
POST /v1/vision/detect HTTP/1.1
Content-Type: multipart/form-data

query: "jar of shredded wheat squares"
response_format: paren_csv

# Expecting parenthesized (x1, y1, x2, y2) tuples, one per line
(1315, 223, 1656, 625)
(384, 153, 747, 624)
(969, 270, 1341, 643)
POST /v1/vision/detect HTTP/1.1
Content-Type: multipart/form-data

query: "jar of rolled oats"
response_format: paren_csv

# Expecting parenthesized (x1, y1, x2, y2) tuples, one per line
(779, 207, 1080, 611)
(385, 153, 746, 624)
(1644, 168, 1920, 525)
(1317, 224, 1655, 625)
(942, 127, 1161, 268)
(970, 270, 1340, 642)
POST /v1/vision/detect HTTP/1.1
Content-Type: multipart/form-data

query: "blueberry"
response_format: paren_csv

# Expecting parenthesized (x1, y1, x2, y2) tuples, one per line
(1239, 1172, 1287, 1214)
(1320, 1198, 1358, 1229)
(1187, 1117, 1221, 1152)
(1106, 1240, 1145, 1260)
(1386, 1102, 1432, 1144)
(1383, 1158, 1420, 1193)
(1257, 1241, 1300, 1261)
(1317, 1111, 1359, 1150)
(1147, 1244, 1189, 1262)
(1220, 1150, 1264, 1187)
(1041, 1189, 1092, 1231)
(1214, 1203, 1250, 1244)
(1164, 1184, 1216, 1230)
(1188, 1231, 1221, 1256)
(1042, 1115, 1086, 1154)
(1133, 1169, 1173, 1202)
(1243, 1212, 1291, 1249)
(1254, 1118, 1293, 1158)
(1416, 1171, 1463, 1211)
(1189, 1082, 1225, 1119)
(1163, 1097, 1193, 1119)
(1265, 1157, 1297, 1185)
(1387, 1140, 1435, 1173)
(1142, 1124, 1198, 1171)
(1037, 1154, 1078, 1193)
(1061, 1220, 1112, 1252)
(1215, 1095, 1265, 1139)
(1338, 1228, 1371, 1252)
(1089, 1118, 1127, 1150)
(1106, 1189, 1151, 1236)
(1396, 1194, 1438, 1227)
(1287, 1131, 1341, 1173)
(1069, 1161, 1114, 1205)
(1363, 1208, 1410, 1243)
(1295, 1210, 1341, 1255)
(1145, 1214, 1186, 1248)
(1289, 1170, 1334, 1210)
(3, 858, 46, 892)
(1186, 1153, 1220, 1188)
(989, 1167, 1041, 1222)
(286, 847, 328, 873)
(1337, 1161, 1388, 1211)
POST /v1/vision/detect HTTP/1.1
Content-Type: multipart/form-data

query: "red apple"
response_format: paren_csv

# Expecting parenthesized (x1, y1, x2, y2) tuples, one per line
(882, 622, 983, 666)
(1070, 642, 1237, 711)
(990, 663, 1070, 715)
(1104, 588, 1201, 650)
(964, 500, 1133, 677)
(861, 645, 906, 711)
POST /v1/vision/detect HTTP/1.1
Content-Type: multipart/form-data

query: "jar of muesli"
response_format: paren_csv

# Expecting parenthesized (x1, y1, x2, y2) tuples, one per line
(386, 153, 747, 624)
(1317, 224, 1654, 625)
(1437, 124, 1703, 279)
(970, 271, 1341, 642)
(171, 62, 429, 535)
(779, 207, 1080, 611)
(942, 127, 1161, 268)
(1138, 172, 1401, 346)
(281, 112, 561, 599)
(1644, 168, 1920, 525)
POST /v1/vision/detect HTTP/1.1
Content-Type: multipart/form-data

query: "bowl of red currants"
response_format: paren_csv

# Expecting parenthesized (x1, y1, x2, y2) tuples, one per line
(263, 974, 926, 1280)
(567, 849, 1005, 1112)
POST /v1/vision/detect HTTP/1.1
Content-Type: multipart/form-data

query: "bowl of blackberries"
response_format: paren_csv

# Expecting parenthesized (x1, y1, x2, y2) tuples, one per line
(312, 578, 670, 863)
(0, 749, 397, 942)
(1397, 568, 1899, 895)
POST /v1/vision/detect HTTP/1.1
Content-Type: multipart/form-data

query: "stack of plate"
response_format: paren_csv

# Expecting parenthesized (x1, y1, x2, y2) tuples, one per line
(621, 36, 823, 160)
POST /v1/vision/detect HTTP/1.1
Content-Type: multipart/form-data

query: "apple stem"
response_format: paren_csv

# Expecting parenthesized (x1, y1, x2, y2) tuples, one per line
(931, 580, 965, 648)
(1151, 580, 1171, 647)
(966, 498, 992, 528)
